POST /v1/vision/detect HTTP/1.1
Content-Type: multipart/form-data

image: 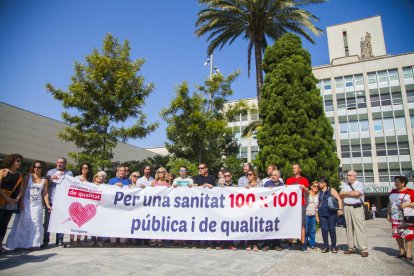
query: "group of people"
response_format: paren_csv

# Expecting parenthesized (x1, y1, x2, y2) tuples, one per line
(0, 153, 413, 261)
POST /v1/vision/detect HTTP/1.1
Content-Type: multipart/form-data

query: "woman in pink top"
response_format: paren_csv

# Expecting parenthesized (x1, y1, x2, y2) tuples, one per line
(151, 167, 169, 187)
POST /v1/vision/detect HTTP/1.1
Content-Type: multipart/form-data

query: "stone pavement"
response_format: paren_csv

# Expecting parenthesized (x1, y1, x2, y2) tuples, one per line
(0, 217, 413, 275)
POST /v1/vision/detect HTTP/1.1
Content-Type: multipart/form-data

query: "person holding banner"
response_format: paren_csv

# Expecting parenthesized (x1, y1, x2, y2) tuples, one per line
(88, 171, 107, 247)
(129, 171, 140, 186)
(109, 165, 131, 187)
(193, 163, 215, 188)
(43, 157, 73, 248)
(172, 166, 194, 187)
(318, 177, 342, 253)
(237, 163, 253, 187)
(151, 167, 169, 187)
(245, 169, 261, 252)
(137, 165, 154, 188)
(286, 164, 309, 252)
(6, 160, 51, 250)
(0, 154, 24, 253)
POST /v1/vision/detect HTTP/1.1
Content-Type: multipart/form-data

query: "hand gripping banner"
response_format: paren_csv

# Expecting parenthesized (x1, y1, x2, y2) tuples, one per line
(49, 176, 302, 240)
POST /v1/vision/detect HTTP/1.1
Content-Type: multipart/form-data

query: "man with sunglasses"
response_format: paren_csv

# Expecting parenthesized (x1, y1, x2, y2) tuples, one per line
(172, 166, 194, 187)
(223, 170, 236, 187)
(192, 163, 215, 188)
(43, 157, 73, 247)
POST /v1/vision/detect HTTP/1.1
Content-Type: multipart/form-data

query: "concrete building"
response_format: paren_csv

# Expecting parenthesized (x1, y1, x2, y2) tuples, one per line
(226, 16, 414, 207)
(0, 102, 157, 171)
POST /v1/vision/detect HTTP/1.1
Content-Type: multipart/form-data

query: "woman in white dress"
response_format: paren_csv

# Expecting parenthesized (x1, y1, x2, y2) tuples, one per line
(6, 160, 51, 250)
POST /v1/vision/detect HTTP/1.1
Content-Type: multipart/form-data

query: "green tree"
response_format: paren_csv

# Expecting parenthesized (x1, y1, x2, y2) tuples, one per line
(46, 34, 158, 170)
(161, 72, 240, 173)
(195, 0, 325, 103)
(257, 33, 340, 187)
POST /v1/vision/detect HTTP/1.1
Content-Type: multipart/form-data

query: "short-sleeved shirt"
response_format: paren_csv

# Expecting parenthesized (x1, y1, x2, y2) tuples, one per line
(47, 168, 73, 204)
(172, 177, 194, 187)
(286, 176, 309, 206)
(108, 177, 131, 186)
(237, 176, 249, 187)
(262, 177, 284, 186)
(263, 180, 285, 188)
(192, 174, 216, 186)
(137, 176, 154, 187)
(341, 181, 364, 205)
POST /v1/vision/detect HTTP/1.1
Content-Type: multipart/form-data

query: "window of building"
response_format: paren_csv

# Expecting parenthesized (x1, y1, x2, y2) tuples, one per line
(388, 69, 399, 82)
(391, 91, 402, 105)
(362, 143, 372, 157)
(340, 122, 348, 134)
(380, 92, 391, 106)
(316, 81, 321, 90)
(395, 117, 406, 130)
(364, 169, 374, 183)
(373, 119, 383, 132)
(387, 142, 398, 156)
(368, 72, 377, 84)
(370, 94, 380, 107)
(345, 76, 353, 87)
(337, 98, 346, 110)
(383, 118, 394, 131)
(343, 31, 349, 56)
(341, 144, 350, 158)
(349, 121, 359, 133)
(351, 144, 361, 157)
(376, 143, 386, 156)
(335, 77, 343, 89)
(378, 168, 390, 182)
(250, 109, 259, 121)
(403, 66, 413, 80)
(411, 115, 414, 128)
(355, 74, 364, 86)
(360, 120, 369, 132)
(356, 95, 366, 108)
(407, 90, 414, 103)
(324, 100, 333, 112)
(377, 71, 388, 83)
(398, 141, 410, 155)
(346, 96, 356, 110)
(323, 79, 331, 90)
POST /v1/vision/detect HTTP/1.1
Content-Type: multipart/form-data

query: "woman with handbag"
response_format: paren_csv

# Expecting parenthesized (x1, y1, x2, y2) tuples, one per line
(387, 176, 414, 261)
(318, 177, 343, 253)
(0, 154, 24, 253)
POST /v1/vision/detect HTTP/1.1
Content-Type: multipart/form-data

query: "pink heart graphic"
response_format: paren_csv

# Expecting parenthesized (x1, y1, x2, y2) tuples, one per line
(68, 202, 97, 228)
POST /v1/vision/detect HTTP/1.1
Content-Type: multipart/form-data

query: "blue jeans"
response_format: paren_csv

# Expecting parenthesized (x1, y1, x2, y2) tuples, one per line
(320, 215, 337, 248)
(305, 215, 316, 248)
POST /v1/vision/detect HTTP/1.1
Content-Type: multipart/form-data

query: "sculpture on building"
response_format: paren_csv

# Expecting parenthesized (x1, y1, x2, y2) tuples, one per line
(360, 32, 374, 59)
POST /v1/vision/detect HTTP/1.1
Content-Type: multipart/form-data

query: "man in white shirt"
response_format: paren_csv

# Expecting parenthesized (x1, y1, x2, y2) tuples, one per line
(339, 170, 368, 257)
(136, 165, 154, 188)
(172, 166, 194, 187)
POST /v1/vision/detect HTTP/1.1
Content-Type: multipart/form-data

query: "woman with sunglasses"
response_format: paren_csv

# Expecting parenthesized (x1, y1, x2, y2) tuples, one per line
(6, 160, 51, 250)
(245, 169, 261, 252)
(318, 177, 343, 253)
(151, 167, 169, 187)
(305, 181, 320, 251)
(129, 172, 140, 186)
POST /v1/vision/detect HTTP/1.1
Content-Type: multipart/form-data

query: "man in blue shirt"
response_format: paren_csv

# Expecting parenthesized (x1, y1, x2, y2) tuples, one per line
(109, 165, 131, 186)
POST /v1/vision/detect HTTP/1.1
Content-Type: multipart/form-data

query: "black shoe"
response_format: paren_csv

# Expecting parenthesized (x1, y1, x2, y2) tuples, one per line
(321, 248, 329, 253)
(40, 243, 48, 249)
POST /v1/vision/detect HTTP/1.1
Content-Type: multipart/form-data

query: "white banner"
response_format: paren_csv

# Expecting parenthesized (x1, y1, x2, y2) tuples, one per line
(49, 176, 301, 240)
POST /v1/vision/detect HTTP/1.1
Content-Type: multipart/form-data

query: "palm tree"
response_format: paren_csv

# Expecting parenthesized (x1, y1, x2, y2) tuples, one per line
(195, 0, 326, 103)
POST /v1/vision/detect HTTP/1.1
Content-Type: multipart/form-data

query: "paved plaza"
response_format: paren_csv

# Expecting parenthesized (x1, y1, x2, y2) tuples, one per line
(0, 217, 413, 275)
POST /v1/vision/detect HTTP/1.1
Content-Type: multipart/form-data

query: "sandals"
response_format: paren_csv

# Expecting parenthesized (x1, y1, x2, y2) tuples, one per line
(321, 248, 329, 253)
(395, 254, 406, 259)
(331, 247, 338, 254)
(252, 245, 259, 252)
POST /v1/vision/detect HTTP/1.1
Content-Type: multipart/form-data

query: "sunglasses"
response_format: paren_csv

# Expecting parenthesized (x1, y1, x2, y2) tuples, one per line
(311, 185, 319, 188)
(131, 175, 138, 178)
(34, 166, 42, 169)
(179, 170, 187, 172)
(224, 175, 231, 177)
(82, 167, 89, 169)
(198, 167, 206, 170)
(247, 173, 253, 176)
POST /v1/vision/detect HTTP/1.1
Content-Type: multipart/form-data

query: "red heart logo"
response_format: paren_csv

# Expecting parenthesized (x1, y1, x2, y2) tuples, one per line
(68, 202, 97, 228)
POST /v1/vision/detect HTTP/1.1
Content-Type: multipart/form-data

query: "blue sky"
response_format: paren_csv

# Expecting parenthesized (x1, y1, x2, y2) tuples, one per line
(1, 0, 414, 148)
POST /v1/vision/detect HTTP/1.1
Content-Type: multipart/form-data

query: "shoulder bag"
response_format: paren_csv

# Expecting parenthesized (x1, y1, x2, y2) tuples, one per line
(348, 183, 371, 220)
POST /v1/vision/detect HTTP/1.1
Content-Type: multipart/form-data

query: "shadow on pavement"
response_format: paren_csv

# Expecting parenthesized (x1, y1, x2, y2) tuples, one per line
(0, 251, 57, 270)
(372, 246, 414, 267)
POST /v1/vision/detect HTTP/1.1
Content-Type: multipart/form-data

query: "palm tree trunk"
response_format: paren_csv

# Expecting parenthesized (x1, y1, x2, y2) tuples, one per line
(254, 41, 263, 106)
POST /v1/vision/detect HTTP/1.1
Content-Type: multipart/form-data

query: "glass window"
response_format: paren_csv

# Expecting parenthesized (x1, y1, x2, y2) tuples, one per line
(378, 71, 388, 83)
(345, 76, 353, 87)
(341, 145, 350, 158)
(337, 98, 346, 110)
(387, 142, 398, 155)
(368, 72, 377, 84)
(340, 122, 348, 134)
(324, 100, 333, 112)
(323, 79, 331, 90)
(403, 67, 413, 80)
(376, 143, 386, 156)
(407, 90, 414, 103)
(370, 94, 380, 107)
(388, 69, 399, 81)
(347, 97, 356, 110)
(411, 115, 414, 128)
(335, 77, 343, 88)
(391, 91, 402, 105)
(383, 118, 394, 131)
(349, 121, 359, 133)
(357, 95, 366, 108)
(381, 93, 391, 106)
(355, 74, 364, 86)
(250, 109, 259, 121)
(399, 141, 410, 155)
(362, 143, 372, 157)
(360, 120, 369, 132)
(316, 81, 321, 90)
(373, 119, 383, 132)
(395, 117, 406, 130)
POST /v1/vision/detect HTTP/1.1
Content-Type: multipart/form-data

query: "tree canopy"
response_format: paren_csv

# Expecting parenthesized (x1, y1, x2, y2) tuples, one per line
(46, 33, 157, 170)
(256, 33, 339, 186)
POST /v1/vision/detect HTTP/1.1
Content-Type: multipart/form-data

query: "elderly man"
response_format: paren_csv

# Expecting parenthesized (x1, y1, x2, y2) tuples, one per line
(339, 170, 368, 257)
(109, 165, 131, 187)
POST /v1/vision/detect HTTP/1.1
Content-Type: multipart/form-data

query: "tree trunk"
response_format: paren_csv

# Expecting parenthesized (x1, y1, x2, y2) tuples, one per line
(254, 41, 263, 106)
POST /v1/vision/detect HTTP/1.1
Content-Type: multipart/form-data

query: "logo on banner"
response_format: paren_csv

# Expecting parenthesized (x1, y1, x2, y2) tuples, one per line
(62, 202, 99, 228)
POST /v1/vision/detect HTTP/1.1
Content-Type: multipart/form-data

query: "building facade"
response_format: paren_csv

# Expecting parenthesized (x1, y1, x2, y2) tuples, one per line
(226, 16, 414, 207)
